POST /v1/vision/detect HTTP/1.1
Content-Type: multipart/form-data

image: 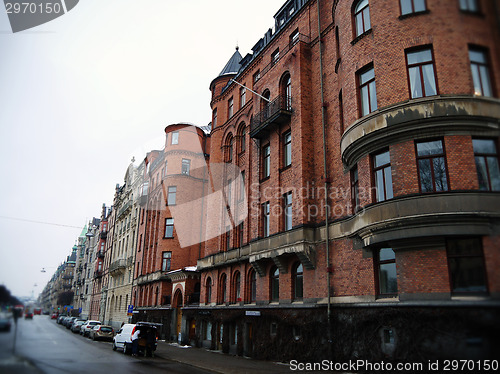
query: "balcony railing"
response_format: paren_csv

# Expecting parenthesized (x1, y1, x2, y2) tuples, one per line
(117, 200, 132, 218)
(109, 258, 127, 273)
(97, 250, 105, 258)
(94, 271, 103, 278)
(250, 94, 292, 138)
(100, 231, 108, 240)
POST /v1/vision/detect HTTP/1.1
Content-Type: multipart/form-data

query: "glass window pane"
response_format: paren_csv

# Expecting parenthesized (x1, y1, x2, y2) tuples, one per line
(471, 64, 483, 96)
(475, 157, 489, 190)
(356, 0, 369, 12)
(419, 159, 433, 192)
(487, 156, 500, 191)
(414, 0, 426, 12)
(479, 66, 492, 97)
(363, 7, 371, 30)
(369, 81, 377, 112)
(473, 139, 497, 154)
(379, 263, 398, 294)
(448, 238, 483, 256)
(375, 169, 385, 201)
(409, 66, 423, 98)
(379, 247, 395, 261)
(433, 157, 448, 191)
(360, 68, 374, 84)
(384, 166, 393, 199)
(449, 257, 486, 293)
(417, 140, 443, 156)
(361, 85, 370, 116)
(407, 49, 432, 65)
(469, 50, 486, 64)
(422, 64, 437, 96)
(374, 151, 390, 167)
(400, 0, 412, 15)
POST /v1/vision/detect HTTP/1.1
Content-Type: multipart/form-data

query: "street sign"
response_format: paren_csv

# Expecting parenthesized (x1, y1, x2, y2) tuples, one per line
(245, 311, 261, 316)
(127, 305, 134, 313)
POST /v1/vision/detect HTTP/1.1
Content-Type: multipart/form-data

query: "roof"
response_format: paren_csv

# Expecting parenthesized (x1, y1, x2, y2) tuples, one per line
(218, 48, 242, 77)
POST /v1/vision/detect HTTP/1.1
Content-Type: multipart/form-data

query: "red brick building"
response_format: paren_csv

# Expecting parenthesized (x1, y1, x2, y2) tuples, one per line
(182, 0, 500, 363)
(132, 124, 210, 340)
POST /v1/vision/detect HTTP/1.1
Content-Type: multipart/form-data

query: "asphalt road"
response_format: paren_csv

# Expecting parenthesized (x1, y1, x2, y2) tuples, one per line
(0, 315, 213, 374)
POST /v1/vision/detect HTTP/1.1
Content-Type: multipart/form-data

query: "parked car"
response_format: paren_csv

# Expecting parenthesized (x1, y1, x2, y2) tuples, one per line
(81, 320, 101, 337)
(57, 315, 67, 324)
(89, 325, 114, 341)
(66, 317, 78, 329)
(114, 322, 160, 356)
(0, 313, 12, 332)
(71, 320, 86, 333)
(61, 316, 71, 326)
(51, 313, 58, 320)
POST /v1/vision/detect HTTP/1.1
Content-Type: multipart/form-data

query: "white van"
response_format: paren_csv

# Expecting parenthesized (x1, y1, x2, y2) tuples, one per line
(112, 323, 135, 352)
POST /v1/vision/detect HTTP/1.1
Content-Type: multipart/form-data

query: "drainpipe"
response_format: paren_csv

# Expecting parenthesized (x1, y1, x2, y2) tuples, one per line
(316, 0, 332, 356)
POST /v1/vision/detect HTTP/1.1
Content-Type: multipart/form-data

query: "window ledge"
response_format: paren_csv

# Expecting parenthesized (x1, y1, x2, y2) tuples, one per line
(459, 10, 485, 17)
(260, 176, 270, 183)
(398, 9, 430, 20)
(351, 29, 372, 46)
(279, 164, 292, 173)
(375, 296, 399, 302)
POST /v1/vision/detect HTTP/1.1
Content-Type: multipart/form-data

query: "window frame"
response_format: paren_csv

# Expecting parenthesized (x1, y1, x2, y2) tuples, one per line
(283, 131, 292, 168)
(181, 158, 191, 175)
(171, 131, 179, 145)
(473, 138, 500, 191)
(262, 201, 270, 238)
(161, 251, 172, 272)
(212, 108, 217, 129)
(469, 47, 494, 97)
(399, 0, 427, 16)
(167, 186, 177, 206)
(351, 165, 360, 213)
(240, 87, 246, 108)
(247, 270, 256, 303)
(446, 237, 488, 295)
(228, 97, 234, 118)
(357, 64, 378, 117)
(405, 46, 438, 99)
(262, 144, 271, 180)
(374, 247, 398, 297)
(353, 0, 371, 38)
(459, 0, 480, 13)
(372, 149, 394, 202)
(283, 191, 293, 231)
(206, 277, 212, 304)
(164, 218, 174, 238)
(270, 266, 280, 301)
(290, 29, 299, 47)
(415, 139, 449, 193)
(293, 262, 303, 301)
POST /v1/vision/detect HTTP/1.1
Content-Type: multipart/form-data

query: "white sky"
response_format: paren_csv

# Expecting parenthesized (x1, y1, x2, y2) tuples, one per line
(0, 0, 285, 299)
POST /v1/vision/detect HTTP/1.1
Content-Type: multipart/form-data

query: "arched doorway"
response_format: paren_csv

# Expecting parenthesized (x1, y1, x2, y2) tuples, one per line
(173, 289, 183, 340)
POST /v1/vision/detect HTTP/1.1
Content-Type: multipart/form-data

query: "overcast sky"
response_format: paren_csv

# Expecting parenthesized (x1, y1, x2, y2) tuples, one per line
(0, 0, 285, 299)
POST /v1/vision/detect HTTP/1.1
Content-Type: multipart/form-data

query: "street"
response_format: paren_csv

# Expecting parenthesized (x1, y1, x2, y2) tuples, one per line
(0, 315, 212, 374)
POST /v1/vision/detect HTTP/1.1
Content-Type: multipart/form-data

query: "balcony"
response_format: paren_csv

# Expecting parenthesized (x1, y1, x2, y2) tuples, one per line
(250, 94, 292, 139)
(100, 231, 108, 240)
(94, 271, 103, 278)
(109, 258, 127, 274)
(138, 183, 149, 206)
(118, 200, 132, 218)
(97, 250, 105, 258)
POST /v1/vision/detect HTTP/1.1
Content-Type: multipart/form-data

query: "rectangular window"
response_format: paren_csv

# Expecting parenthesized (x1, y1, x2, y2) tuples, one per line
(290, 29, 299, 46)
(416, 139, 449, 192)
(262, 202, 270, 237)
(271, 49, 280, 65)
(226, 179, 232, 206)
(167, 186, 177, 205)
(447, 238, 487, 294)
(171, 131, 179, 145)
(351, 165, 360, 213)
(284, 192, 292, 231)
(459, 0, 478, 12)
(182, 159, 191, 175)
(473, 139, 500, 191)
(164, 161, 168, 176)
(358, 65, 377, 116)
(225, 226, 231, 251)
(400, 0, 426, 15)
(354, 0, 371, 37)
(406, 47, 437, 98)
(376, 248, 398, 296)
(253, 70, 260, 84)
(165, 218, 174, 238)
(240, 87, 246, 108)
(373, 150, 394, 202)
(162, 252, 172, 271)
(228, 97, 234, 118)
(262, 144, 271, 179)
(212, 109, 217, 129)
(283, 131, 292, 168)
(469, 48, 493, 97)
(238, 222, 244, 247)
(239, 171, 245, 201)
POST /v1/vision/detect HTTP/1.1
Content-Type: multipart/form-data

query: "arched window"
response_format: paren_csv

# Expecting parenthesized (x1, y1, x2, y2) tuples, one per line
(206, 277, 212, 304)
(354, 0, 371, 37)
(219, 273, 227, 304)
(232, 271, 241, 302)
(293, 263, 303, 300)
(270, 266, 279, 301)
(280, 73, 292, 110)
(238, 123, 246, 154)
(261, 89, 271, 117)
(225, 134, 234, 162)
(247, 269, 256, 303)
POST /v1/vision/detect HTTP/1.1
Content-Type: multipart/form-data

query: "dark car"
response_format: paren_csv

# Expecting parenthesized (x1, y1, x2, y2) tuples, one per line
(0, 313, 12, 332)
(24, 312, 33, 319)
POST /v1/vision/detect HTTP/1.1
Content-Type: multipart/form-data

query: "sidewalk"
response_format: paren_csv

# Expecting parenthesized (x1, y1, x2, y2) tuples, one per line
(154, 341, 293, 374)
